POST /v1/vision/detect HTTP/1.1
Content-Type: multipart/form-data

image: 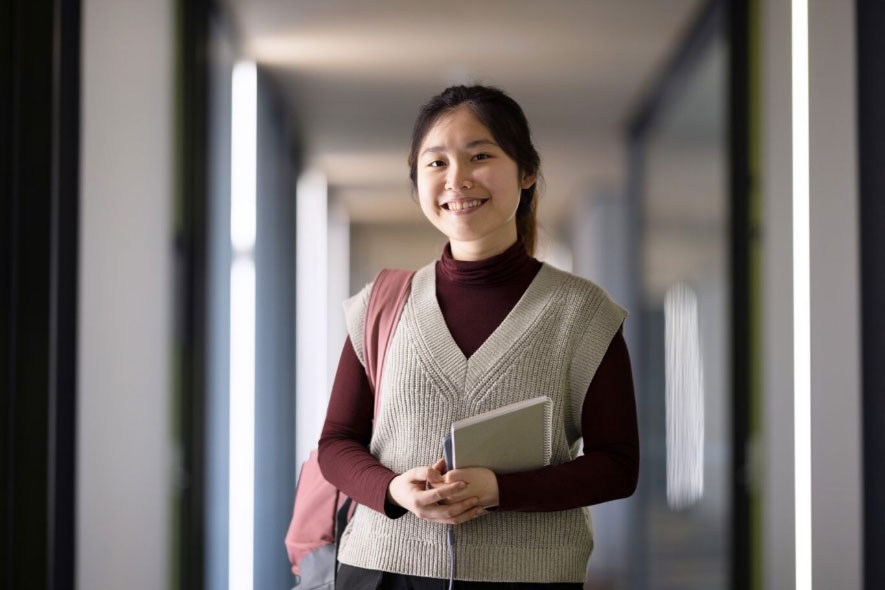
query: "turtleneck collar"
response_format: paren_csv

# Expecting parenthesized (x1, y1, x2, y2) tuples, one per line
(437, 236, 538, 286)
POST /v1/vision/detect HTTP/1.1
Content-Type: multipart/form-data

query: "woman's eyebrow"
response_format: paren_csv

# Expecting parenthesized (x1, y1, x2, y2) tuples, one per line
(421, 139, 498, 157)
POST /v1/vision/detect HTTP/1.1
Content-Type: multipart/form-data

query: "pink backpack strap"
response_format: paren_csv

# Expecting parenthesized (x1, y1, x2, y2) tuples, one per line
(363, 268, 415, 421)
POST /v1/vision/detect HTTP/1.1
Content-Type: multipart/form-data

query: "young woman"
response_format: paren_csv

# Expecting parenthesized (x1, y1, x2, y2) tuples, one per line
(318, 85, 639, 589)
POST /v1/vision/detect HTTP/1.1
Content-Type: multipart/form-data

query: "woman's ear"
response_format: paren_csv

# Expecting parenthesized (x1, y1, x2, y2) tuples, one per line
(520, 170, 537, 189)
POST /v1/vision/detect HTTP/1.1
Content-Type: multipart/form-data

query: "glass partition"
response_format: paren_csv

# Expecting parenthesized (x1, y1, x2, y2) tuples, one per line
(629, 4, 732, 587)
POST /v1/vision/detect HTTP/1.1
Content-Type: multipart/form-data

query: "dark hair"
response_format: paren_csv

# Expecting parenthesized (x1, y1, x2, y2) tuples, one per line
(407, 85, 542, 256)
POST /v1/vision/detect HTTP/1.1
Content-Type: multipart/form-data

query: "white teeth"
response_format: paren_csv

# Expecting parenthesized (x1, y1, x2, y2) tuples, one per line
(447, 199, 484, 211)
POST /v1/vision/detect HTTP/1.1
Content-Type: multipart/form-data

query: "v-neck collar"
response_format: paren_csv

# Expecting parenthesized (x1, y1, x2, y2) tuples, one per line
(407, 259, 562, 395)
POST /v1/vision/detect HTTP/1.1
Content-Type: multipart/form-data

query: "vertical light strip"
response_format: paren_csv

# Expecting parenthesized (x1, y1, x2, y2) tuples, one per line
(229, 258, 255, 590)
(230, 60, 257, 590)
(791, 2, 811, 588)
(231, 62, 257, 252)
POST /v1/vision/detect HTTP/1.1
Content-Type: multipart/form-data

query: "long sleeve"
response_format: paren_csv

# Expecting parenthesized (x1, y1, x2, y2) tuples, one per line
(317, 336, 407, 518)
(494, 327, 639, 512)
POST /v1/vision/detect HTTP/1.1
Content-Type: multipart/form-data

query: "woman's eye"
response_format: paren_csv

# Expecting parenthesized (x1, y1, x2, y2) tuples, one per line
(428, 160, 445, 168)
(472, 153, 491, 161)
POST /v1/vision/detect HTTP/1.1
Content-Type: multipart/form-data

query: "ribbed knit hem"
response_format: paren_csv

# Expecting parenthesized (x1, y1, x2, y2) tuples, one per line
(338, 534, 591, 583)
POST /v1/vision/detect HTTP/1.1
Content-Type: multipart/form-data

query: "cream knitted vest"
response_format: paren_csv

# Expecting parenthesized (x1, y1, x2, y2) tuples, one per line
(338, 259, 628, 583)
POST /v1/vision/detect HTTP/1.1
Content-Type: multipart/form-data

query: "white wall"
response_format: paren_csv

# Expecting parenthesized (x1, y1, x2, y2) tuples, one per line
(78, 0, 174, 588)
(327, 202, 351, 401)
(761, 0, 795, 587)
(348, 222, 448, 290)
(808, 0, 862, 584)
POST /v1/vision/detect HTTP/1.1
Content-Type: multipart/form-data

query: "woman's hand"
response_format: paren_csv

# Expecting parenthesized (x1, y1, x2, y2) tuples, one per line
(431, 466, 500, 508)
(387, 459, 486, 525)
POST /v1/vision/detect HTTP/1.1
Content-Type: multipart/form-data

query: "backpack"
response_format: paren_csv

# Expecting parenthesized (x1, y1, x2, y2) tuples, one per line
(284, 268, 415, 589)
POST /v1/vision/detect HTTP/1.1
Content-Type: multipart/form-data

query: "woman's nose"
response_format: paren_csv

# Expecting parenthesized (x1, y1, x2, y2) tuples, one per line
(445, 164, 473, 190)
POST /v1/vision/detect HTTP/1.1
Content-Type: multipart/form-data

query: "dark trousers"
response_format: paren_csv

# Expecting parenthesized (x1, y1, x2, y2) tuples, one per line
(336, 564, 584, 590)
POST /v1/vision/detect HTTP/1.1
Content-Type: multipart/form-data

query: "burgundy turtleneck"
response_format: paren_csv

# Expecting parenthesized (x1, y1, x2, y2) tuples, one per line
(318, 237, 639, 517)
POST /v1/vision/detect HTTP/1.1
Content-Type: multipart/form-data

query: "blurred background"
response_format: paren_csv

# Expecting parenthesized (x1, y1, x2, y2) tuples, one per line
(3, 0, 884, 589)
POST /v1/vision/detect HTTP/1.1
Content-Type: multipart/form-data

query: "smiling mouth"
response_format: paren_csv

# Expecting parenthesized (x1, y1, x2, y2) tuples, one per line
(442, 199, 488, 212)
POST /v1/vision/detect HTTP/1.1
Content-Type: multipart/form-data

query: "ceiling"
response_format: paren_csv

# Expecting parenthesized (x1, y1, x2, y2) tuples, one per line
(224, 0, 704, 228)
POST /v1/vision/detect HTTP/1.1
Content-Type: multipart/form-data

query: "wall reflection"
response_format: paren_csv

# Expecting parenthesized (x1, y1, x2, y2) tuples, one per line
(634, 30, 730, 590)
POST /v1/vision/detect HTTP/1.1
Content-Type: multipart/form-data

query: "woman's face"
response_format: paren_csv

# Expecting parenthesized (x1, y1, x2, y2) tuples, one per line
(415, 105, 535, 259)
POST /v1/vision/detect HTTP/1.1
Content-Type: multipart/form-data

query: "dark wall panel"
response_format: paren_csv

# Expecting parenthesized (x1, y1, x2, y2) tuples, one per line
(857, 1, 885, 587)
(2, 0, 79, 587)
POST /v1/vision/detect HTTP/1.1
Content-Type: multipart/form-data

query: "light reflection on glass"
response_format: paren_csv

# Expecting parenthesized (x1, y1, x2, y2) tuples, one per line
(664, 282, 705, 510)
